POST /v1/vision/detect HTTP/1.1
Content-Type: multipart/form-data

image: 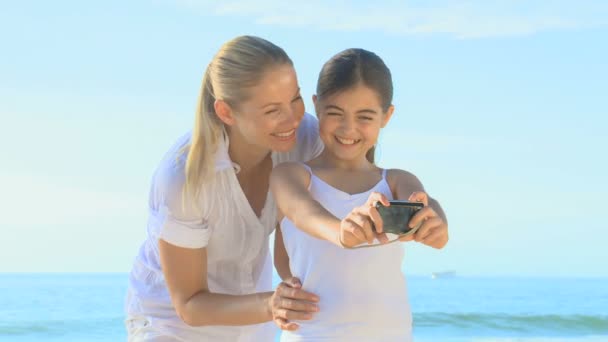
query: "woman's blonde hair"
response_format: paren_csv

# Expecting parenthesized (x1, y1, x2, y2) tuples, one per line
(184, 36, 292, 201)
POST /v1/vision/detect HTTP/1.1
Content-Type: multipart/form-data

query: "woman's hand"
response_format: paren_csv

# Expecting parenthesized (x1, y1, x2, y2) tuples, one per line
(268, 277, 320, 331)
(399, 191, 449, 249)
(339, 192, 391, 248)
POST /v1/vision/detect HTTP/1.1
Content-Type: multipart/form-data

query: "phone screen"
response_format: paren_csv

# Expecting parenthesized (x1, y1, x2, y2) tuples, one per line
(374, 201, 423, 235)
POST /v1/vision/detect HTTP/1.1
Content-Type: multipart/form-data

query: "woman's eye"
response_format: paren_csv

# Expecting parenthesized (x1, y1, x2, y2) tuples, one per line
(292, 95, 302, 102)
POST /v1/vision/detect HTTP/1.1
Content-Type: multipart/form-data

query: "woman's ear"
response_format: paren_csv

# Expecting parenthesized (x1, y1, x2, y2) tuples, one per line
(381, 105, 395, 128)
(214, 100, 236, 126)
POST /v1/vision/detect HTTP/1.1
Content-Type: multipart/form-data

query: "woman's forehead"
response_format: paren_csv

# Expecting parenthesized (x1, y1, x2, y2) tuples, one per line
(244, 65, 299, 104)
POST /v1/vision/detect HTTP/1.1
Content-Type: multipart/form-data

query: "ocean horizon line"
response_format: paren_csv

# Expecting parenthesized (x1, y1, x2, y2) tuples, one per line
(1, 272, 607, 279)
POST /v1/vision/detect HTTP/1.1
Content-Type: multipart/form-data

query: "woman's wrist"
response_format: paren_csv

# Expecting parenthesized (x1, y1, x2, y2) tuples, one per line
(260, 291, 274, 321)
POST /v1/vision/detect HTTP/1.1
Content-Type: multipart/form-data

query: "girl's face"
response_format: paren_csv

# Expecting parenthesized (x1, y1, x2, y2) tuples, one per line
(314, 84, 393, 164)
(228, 64, 304, 153)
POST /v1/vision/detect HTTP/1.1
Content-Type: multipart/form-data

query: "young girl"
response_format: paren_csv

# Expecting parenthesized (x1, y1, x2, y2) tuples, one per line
(271, 48, 448, 341)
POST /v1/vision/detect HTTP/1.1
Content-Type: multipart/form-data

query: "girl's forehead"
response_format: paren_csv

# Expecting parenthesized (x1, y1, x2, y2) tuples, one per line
(319, 85, 383, 106)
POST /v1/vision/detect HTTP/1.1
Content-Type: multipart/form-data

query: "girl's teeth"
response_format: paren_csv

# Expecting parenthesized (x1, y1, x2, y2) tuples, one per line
(337, 137, 358, 145)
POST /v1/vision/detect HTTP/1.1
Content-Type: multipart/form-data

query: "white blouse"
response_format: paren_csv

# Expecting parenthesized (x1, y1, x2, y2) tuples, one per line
(126, 113, 323, 341)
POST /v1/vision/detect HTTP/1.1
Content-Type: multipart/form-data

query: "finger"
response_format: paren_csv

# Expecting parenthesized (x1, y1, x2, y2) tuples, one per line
(350, 211, 374, 244)
(276, 308, 314, 321)
(366, 205, 384, 234)
(376, 232, 390, 244)
(279, 284, 320, 302)
(283, 277, 302, 289)
(344, 219, 368, 244)
(366, 191, 390, 208)
(399, 234, 415, 242)
(408, 206, 437, 229)
(420, 222, 448, 243)
(414, 217, 442, 242)
(420, 230, 443, 245)
(275, 318, 299, 331)
(408, 191, 429, 206)
(280, 298, 320, 313)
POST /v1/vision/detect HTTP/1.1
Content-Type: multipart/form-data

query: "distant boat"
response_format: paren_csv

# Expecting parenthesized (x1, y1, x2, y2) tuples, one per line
(431, 271, 456, 279)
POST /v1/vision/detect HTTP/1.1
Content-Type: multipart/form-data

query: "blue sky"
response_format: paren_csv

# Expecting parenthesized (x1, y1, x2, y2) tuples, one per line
(1, 0, 606, 276)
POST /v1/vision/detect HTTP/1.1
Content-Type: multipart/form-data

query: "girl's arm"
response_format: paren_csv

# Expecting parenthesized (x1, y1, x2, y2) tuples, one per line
(274, 226, 293, 281)
(270, 162, 343, 246)
(389, 169, 449, 249)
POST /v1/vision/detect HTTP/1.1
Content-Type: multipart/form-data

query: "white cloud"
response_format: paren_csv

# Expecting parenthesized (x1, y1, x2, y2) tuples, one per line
(177, 0, 607, 38)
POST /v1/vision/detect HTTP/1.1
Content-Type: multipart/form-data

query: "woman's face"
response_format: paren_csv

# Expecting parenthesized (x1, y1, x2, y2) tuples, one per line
(314, 84, 393, 163)
(229, 64, 304, 153)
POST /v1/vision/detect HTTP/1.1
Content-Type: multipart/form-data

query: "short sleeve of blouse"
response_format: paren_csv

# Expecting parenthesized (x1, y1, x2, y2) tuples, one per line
(153, 149, 211, 249)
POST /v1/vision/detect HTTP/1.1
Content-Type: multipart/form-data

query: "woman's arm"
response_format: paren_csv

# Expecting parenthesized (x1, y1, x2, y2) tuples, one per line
(159, 239, 319, 329)
(390, 169, 449, 249)
(274, 226, 293, 281)
(159, 240, 271, 326)
(270, 163, 343, 246)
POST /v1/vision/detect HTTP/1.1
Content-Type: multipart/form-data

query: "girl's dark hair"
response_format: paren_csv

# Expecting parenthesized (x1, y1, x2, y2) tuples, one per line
(316, 48, 393, 163)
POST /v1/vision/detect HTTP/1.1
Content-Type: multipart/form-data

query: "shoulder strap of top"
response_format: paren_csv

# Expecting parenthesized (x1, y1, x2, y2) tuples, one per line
(298, 162, 313, 191)
(298, 162, 312, 174)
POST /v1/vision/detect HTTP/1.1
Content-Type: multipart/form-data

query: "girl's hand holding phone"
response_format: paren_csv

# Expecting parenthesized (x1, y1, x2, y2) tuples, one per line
(400, 191, 448, 248)
(339, 192, 390, 248)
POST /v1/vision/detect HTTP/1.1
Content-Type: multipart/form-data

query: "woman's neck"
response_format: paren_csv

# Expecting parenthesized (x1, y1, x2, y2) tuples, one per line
(227, 131, 271, 174)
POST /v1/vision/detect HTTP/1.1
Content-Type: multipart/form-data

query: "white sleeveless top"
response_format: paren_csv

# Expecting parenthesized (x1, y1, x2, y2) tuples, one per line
(280, 164, 412, 342)
(126, 113, 324, 341)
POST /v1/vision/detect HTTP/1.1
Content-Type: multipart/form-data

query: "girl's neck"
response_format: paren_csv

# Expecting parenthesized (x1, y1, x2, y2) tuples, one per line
(314, 149, 375, 171)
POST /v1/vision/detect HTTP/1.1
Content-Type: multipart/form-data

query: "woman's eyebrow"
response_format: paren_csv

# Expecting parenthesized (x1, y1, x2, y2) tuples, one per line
(260, 88, 301, 109)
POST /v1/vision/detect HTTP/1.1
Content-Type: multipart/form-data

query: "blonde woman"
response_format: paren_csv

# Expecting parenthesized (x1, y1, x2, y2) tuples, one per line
(125, 36, 323, 341)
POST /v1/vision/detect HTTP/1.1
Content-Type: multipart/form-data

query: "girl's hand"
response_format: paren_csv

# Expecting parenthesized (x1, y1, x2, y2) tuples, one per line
(339, 192, 390, 248)
(268, 277, 320, 331)
(399, 191, 448, 248)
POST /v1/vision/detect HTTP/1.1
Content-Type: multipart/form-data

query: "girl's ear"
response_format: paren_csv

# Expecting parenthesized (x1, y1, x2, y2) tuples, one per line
(312, 95, 319, 118)
(214, 100, 236, 126)
(381, 105, 395, 128)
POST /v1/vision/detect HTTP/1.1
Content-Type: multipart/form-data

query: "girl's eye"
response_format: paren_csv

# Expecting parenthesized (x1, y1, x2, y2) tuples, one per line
(326, 112, 341, 116)
(360, 116, 373, 121)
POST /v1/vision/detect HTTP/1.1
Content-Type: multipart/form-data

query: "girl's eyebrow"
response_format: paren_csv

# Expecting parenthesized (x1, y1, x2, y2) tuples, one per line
(325, 105, 344, 112)
(325, 104, 378, 115)
(356, 109, 378, 115)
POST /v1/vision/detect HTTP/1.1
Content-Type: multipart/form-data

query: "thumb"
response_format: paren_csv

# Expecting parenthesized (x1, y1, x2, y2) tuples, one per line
(284, 277, 302, 288)
(408, 191, 428, 206)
